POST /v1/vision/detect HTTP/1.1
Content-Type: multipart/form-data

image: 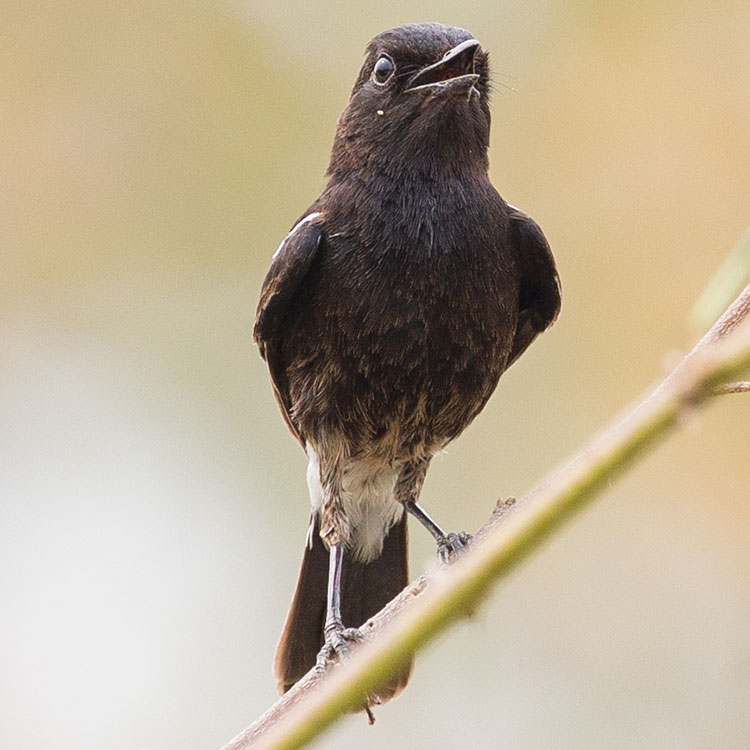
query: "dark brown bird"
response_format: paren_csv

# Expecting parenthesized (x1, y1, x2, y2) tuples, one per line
(254, 22, 560, 699)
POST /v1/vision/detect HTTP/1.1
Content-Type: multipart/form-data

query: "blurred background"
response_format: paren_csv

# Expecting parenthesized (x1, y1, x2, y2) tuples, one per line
(2, 1, 749, 748)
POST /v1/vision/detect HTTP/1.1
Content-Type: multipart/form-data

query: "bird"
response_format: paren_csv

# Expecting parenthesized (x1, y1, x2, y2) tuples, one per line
(253, 22, 561, 700)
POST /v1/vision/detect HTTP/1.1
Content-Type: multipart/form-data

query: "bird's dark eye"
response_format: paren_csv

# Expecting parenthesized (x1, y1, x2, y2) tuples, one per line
(372, 56, 395, 84)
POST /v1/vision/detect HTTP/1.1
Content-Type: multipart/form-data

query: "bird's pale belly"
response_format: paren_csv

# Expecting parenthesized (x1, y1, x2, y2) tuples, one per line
(305, 443, 404, 562)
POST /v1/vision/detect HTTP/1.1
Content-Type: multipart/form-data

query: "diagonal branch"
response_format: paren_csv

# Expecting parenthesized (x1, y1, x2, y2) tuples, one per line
(223, 284, 750, 750)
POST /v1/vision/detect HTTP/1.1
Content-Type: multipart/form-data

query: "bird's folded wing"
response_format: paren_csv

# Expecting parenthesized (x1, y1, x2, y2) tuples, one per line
(253, 211, 324, 443)
(506, 206, 562, 368)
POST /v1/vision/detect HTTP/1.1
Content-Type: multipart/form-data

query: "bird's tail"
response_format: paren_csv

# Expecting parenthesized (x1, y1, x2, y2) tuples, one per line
(273, 513, 412, 698)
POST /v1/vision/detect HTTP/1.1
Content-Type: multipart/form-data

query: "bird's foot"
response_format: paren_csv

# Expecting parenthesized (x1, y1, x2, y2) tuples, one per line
(315, 621, 380, 719)
(315, 620, 365, 671)
(437, 531, 473, 564)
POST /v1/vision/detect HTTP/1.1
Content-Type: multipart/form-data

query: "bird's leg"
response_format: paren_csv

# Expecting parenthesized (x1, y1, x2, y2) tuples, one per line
(403, 497, 473, 564)
(314, 525, 381, 718)
(315, 542, 380, 719)
(315, 542, 364, 670)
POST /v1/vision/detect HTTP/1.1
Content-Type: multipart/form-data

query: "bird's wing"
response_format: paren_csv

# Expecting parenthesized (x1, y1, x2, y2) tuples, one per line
(253, 211, 324, 443)
(506, 205, 561, 368)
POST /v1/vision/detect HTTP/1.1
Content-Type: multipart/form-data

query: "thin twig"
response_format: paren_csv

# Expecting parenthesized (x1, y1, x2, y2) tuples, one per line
(223, 285, 750, 750)
(715, 381, 750, 394)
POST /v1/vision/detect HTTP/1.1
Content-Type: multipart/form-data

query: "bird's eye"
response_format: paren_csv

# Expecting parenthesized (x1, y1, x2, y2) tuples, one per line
(372, 56, 395, 84)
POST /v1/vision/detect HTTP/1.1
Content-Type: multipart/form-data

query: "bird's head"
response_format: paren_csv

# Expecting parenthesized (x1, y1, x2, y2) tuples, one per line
(328, 23, 492, 178)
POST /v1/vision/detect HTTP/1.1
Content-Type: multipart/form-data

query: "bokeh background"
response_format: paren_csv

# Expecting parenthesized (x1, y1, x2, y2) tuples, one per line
(2, 1, 749, 748)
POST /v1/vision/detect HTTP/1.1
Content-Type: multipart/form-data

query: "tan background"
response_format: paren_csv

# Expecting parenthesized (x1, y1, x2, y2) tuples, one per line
(2, 1, 749, 748)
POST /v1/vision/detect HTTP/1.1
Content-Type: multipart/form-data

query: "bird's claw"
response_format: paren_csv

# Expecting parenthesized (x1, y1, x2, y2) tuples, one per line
(315, 622, 365, 671)
(437, 531, 473, 564)
(315, 622, 380, 716)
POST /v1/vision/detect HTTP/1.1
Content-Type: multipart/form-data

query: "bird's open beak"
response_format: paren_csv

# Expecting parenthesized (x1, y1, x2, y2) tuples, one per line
(405, 39, 481, 94)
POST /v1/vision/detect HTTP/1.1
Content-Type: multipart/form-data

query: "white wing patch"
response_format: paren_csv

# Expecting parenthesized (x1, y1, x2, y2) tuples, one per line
(272, 212, 322, 259)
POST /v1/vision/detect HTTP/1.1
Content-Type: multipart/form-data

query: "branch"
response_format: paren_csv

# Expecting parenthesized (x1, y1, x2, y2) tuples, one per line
(715, 381, 750, 394)
(223, 284, 750, 750)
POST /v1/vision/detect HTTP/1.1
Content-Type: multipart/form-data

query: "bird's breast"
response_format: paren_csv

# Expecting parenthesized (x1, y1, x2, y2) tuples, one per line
(284, 185, 518, 458)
